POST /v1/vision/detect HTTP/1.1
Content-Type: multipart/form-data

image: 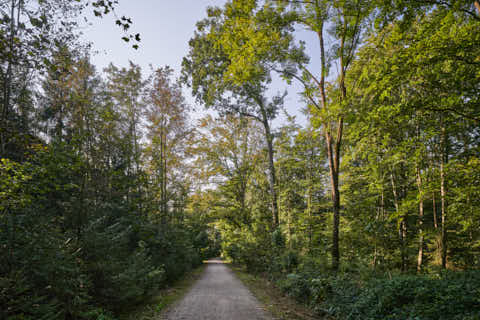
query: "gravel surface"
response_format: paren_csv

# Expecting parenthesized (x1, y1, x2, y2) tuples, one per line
(162, 259, 273, 320)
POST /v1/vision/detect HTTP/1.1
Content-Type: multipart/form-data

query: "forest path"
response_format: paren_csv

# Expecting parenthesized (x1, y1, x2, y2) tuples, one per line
(162, 259, 273, 320)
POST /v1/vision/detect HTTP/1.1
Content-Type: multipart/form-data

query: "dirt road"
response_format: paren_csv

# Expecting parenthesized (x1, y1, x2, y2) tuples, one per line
(163, 259, 273, 320)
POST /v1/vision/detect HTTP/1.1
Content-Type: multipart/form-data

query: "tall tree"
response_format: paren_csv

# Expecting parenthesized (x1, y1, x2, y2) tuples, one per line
(267, 0, 373, 270)
(104, 62, 145, 177)
(181, 1, 303, 227)
(144, 66, 191, 222)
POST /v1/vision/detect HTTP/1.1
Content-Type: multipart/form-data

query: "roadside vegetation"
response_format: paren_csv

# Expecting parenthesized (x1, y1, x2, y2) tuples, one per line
(232, 265, 318, 320)
(119, 264, 206, 320)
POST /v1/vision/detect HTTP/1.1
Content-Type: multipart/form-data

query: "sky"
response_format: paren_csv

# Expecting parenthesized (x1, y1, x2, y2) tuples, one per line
(81, 0, 319, 128)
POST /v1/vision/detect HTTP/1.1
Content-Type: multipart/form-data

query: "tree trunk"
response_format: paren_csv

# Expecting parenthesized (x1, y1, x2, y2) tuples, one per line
(475, 1, 480, 15)
(416, 166, 424, 272)
(326, 131, 341, 271)
(256, 103, 279, 227)
(401, 217, 407, 272)
(159, 121, 167, 224)
(440, 124, 448, 269)
(391, 170, 407, 272)
(1, 0, 17, 156)
(315, 12, 344, 271)
(415, 121, 424, 272)
(3, 0, 15, 121)
(307, 150, 313, 253)
(163, 131, 168, 220)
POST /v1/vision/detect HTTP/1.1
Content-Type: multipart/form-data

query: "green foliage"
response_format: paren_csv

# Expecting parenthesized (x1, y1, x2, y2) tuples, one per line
(272, 228, 286, 249)
(277, 265, 480, 320)
(279, 273, 311, 302)
(0, 49, 213, 319)
(346, 272, 480, 320)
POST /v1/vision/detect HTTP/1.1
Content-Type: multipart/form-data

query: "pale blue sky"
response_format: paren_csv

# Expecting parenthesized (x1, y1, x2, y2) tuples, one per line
(81, 0, 320, 128)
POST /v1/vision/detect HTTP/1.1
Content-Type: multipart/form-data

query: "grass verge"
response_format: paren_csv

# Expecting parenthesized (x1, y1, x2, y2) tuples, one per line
(230, 265, 322, 320)
(119, 264, 206, 320)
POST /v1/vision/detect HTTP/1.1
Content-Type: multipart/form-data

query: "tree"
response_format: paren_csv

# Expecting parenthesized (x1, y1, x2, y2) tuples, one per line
(144, 66, 191, 223)
(262, 0, 373, 270)
(193, 114, 264, 229)
(181, 1, 303, 227)
(0, 0, 84, 158)
(105, 62, 145, 182)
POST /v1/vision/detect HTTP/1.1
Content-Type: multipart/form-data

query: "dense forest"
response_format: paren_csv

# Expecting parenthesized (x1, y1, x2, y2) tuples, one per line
(1, 0, 479, 319)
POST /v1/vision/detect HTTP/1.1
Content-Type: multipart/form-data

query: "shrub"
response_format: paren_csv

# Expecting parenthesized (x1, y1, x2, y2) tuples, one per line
(278, 273, 311, 302)
(275, 260, 480, 320)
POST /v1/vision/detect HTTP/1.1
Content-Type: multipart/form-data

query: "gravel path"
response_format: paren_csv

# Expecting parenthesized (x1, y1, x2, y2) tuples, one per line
(162, 259, 273, 320)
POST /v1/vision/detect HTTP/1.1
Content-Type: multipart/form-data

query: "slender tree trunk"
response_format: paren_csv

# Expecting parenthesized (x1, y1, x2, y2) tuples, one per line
(415, 121, 424, 272)
(132, 103, 140, 175)
(314, 11, 343, 271)
(1, 0, 17, 156)
(401, 219, 407, 271)
(400, 165, 408, 272)
(440, 158, 447, 268)
(391, 170, 407, 272)
(432, 192, 438, 228)
(440, 124, 448, 269)
(288, 206, 292, 249)
(259, 104, 279, 227)
(307, 152, 313, 253)
(329, 7, 348, 272)
(326, 131, 341, 270)
(160, 121, 167, 224)
(163, 131, 168, 220)
(372, 186, 385, 269)
(373, 194, 380, 269)
(416, 166, 424, 272)
(3, 0, 15, 121)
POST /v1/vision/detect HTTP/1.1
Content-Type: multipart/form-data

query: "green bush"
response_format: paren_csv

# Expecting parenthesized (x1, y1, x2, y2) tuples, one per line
(277, 268, 480, 320)
(346, 271, 480, 320)
(278, 273, 311, 302)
